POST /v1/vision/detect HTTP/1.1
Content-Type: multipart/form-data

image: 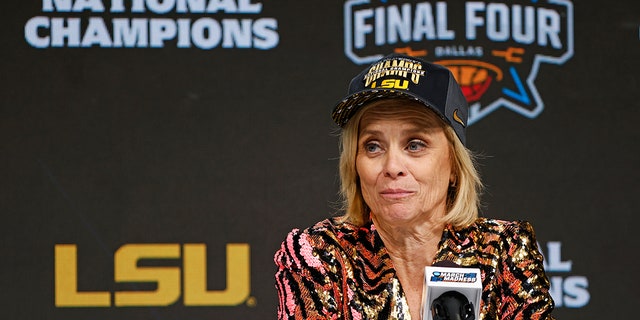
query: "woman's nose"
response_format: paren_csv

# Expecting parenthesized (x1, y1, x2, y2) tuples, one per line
(383, 149, 406, 178)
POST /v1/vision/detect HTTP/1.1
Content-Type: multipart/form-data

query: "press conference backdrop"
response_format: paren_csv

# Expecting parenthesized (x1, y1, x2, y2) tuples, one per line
(2, 0, 638, 319)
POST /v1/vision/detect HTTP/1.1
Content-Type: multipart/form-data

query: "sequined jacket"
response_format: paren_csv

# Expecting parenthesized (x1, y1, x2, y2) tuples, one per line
(274, 217, 555, 319)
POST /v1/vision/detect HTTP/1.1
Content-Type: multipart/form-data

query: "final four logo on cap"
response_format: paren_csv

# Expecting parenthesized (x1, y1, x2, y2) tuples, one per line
(332, 53, 469, 145)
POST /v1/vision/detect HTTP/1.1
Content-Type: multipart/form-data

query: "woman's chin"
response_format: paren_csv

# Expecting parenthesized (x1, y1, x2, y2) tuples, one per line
(372, 206, 421, 224)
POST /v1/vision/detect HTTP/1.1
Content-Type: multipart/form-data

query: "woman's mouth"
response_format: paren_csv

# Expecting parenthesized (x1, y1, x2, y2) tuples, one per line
(380, 188, 414, 200)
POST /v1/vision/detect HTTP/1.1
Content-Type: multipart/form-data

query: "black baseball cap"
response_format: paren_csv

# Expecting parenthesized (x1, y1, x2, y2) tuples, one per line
(332, 53, 468, 145)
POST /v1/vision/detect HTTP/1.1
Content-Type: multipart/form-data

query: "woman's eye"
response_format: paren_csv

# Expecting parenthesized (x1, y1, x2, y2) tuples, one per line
(364, 142, 381, 153)
(407, 140, 426, 151)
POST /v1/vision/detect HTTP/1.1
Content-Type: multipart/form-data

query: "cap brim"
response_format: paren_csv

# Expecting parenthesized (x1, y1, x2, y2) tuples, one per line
(332, 89, 447, 128)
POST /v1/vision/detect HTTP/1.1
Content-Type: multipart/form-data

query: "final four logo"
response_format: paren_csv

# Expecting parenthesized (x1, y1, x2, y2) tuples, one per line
(343, 0, 574, 124)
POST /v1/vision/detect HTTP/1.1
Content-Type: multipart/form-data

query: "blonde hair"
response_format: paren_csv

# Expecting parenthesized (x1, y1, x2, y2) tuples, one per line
(337, 98, 482, 227)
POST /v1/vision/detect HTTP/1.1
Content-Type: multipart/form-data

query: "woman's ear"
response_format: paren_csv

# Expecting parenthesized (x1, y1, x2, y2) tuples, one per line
(449, 174, 457, 187)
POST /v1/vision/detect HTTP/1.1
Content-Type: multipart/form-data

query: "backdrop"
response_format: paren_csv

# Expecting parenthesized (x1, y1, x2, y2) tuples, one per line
(3, 0, 639, 319)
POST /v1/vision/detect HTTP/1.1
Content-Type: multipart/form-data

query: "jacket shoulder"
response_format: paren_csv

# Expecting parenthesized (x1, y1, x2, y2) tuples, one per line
(274, 218, 371, 270)
(470, 218, 536, 238)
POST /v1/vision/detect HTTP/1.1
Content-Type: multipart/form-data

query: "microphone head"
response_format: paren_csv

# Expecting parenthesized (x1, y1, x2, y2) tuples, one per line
(431, 291, 475, 320)
(433, 260, 462, 268)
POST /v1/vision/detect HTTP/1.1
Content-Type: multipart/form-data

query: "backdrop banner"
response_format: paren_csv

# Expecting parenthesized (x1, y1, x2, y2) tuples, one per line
(3, 1, 639, 319)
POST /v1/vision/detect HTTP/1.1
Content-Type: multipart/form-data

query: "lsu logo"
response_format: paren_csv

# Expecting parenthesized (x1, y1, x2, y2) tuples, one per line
(343, 0, 574, 124)
(54, 243, 251, 307)
(372, 78, 410, 89)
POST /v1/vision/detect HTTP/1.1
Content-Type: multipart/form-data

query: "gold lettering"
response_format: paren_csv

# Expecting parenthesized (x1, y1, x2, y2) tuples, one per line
(379, 79, 409, 89)
(364, 62, 384, 87)
(411, 63, 424, 84)
(54, 244, 110, 307)
(396, 79, 409, 89)
(380, 79, 395, 88)
(114, 244, 181, 307)
(54, 242, 251, 308)
(183, 243, 250, 306)
(397, 60, 408, 78)
(382, 60, 392, 77)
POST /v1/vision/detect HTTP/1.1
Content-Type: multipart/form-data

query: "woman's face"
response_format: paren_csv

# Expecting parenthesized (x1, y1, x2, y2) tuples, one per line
(356, 110, 453, 226)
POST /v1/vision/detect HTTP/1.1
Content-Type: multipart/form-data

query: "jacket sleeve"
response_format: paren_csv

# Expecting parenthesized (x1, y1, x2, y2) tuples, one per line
(498, 221, 555, 320)
(274, 228, 341, 320)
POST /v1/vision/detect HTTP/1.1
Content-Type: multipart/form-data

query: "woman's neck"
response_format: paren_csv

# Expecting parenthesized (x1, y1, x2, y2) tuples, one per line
(372, 214, 446, 320)
(372, 214, 445, 262)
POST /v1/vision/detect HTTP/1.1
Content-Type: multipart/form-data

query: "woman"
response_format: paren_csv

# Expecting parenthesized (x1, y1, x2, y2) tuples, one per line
(274, 54, 554, 319)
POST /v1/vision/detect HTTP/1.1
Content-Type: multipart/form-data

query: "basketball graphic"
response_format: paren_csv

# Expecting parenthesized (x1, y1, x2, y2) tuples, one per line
(435, 60, 503, 103)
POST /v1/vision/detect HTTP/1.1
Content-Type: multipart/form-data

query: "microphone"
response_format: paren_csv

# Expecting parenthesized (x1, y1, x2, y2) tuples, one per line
(421, 261, 482, 320)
